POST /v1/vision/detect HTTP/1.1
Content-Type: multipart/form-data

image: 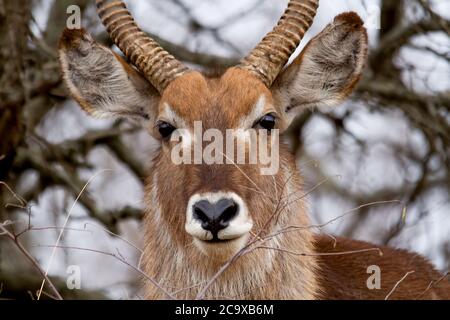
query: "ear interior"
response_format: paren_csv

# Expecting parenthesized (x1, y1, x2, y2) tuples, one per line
(272, 12, 368, 125)
(58, 28, 159, 122)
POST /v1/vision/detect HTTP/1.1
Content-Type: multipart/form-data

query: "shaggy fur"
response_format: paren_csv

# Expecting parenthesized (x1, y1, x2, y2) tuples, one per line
(59, 11, 450, 300)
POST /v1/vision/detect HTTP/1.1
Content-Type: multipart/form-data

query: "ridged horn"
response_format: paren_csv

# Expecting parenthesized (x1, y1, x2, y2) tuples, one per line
(238, 0, 319, 87)
(96, 0, 189, 93)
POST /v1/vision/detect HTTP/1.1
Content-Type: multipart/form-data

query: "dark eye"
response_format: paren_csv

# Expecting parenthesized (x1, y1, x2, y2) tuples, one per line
(157, 121, 176, 139)
(257, 114, 276, 131)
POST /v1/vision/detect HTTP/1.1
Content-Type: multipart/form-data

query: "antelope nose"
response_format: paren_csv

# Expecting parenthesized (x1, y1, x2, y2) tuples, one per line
(193, 199, 238, 240)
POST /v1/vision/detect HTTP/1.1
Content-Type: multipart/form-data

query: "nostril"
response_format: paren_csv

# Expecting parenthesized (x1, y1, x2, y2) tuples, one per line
(193, 206, 209, 224)
(219, 202, 238, 225)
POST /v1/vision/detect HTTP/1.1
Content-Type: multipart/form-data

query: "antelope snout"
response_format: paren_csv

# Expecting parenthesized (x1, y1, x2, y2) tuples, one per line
(185, 192, 253, 242)
(193, 198, 238, 240)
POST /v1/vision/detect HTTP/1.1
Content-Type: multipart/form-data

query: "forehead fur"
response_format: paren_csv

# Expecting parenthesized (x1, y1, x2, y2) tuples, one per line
(159, 68, 273, 128)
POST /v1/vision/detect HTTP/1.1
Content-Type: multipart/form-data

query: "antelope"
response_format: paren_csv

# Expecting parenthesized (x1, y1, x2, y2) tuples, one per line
(59, 0, 449, 299)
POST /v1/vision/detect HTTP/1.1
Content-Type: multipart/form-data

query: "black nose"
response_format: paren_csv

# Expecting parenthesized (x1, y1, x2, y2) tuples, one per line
(192, 199, 238, 240)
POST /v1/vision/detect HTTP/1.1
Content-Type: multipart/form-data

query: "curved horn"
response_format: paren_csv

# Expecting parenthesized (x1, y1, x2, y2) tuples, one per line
(96, 0, 189, 93)
(239, 0, 319, 87)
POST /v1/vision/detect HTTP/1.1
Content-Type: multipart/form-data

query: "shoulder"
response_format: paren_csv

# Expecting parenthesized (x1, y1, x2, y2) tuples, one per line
(313, 234, 449, 300)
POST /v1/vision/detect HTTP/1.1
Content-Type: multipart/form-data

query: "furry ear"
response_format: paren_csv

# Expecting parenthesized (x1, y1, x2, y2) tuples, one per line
(272, 12, 368, 126)
(58, 28, 159, 123)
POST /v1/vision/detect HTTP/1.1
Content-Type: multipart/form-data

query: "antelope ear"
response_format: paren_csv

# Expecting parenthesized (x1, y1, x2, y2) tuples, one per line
(272, 12, 368, 126)
(58, 28, 159, 123)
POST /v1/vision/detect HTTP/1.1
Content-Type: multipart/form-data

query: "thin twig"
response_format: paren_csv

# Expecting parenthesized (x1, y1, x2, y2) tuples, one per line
(83, 222, 143, 254)
(37, 169, 113, 300)
(268, 200, 402, 240)
(385, 270, 415, 300)
(36, 244, 176, 300)
(0, 181, 27, 208)
(255, 246, 383, 257)
(0, 223, 63, 300)
(415, 271, 449, 299)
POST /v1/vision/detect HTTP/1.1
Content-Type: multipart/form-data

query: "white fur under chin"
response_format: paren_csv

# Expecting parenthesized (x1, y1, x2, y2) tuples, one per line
(193, 233, 250, 261)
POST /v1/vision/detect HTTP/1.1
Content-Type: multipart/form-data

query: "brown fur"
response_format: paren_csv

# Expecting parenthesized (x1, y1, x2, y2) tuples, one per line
(141, 69, 319, 299)
(59, 11, 450, 300)
(316, 236, 449, 299)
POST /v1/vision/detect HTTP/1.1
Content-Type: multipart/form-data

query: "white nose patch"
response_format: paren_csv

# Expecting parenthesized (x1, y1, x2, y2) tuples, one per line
(185, 191, 253, 241)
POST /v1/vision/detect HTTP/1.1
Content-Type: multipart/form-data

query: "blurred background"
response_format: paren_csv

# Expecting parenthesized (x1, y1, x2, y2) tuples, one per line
(0, 0, 449, 299)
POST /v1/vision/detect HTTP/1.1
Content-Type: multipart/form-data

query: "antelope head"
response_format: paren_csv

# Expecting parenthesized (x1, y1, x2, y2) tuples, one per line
(59, 0, 368, 263)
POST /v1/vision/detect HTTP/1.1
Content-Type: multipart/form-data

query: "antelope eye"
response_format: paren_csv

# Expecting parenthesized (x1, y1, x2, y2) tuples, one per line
(257, 114, 276, 131)
(157, 121, 176, 139)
